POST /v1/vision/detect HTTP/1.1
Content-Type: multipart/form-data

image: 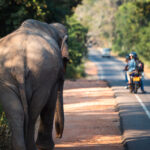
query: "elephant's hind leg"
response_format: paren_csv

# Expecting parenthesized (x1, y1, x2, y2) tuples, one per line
(36, 84, 58, 150)
(0, 88, 26, 150)
(26, 88, 51, 150)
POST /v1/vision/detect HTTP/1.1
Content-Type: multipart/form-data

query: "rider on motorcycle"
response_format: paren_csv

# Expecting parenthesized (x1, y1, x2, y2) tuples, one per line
(127, 52, 146, 93)
(127, 52, 136, 84)
(124, 54, 130, 88)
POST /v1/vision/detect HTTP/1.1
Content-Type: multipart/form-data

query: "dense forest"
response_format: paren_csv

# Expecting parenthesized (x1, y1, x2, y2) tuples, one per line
(75, 0, 118, 47)
(113, 0, 150, 64)
(76, 0, 150, 64)
(0, 0, 88, 79)
(0, 0, 81, 36)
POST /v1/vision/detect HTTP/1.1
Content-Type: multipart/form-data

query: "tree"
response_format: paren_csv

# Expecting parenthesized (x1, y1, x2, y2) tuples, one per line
(75, 0, 119, 47)
(113, 2, 141, 55)
(65, 15, 88, 78)
(0, 0, 82, 37)
(113, 1, 150, 62)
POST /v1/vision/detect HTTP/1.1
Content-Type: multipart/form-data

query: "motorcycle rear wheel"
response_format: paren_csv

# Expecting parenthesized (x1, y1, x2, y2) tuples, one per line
(130, 85, 134, 93)
(134, 84, 138, 93)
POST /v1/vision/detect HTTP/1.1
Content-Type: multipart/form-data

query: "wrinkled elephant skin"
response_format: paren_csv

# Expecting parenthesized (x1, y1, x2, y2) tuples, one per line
(0, 19, 69, 150)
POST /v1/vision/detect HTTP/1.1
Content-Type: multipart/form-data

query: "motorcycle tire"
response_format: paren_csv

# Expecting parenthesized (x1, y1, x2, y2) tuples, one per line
(130, 85, 134, 93)
(134, 84, 138, 94)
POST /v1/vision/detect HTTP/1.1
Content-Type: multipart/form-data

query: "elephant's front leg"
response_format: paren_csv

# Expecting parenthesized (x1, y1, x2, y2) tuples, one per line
(36, 84, 58, 150)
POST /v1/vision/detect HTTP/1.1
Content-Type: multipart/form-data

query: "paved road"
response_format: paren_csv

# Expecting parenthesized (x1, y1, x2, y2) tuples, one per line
(88, 48, 150, 150)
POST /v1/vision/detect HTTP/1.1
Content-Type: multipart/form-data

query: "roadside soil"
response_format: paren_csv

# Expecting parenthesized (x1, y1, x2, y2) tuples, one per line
(54, 61, 123, 150)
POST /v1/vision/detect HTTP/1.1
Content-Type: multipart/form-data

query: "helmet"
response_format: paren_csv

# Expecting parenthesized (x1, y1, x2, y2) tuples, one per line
(129, 53, 134, 56)
(125, 54, 130, 60)
(129, 52, 137, 58)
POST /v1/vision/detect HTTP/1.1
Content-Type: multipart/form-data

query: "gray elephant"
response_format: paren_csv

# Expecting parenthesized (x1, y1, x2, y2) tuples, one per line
(0, 19, 69, 150)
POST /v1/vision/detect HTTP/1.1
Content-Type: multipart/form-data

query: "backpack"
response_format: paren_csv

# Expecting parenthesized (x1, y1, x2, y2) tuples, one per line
(136, 60, 144, 72)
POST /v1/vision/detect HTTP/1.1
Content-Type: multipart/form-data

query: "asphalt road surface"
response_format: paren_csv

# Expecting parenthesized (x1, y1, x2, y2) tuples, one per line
(88, 48, 150, 150)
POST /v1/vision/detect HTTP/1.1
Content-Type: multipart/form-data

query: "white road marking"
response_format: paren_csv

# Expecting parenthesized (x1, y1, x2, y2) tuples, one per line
(97, 63, 104, 80)
(135, 94, 150, 119)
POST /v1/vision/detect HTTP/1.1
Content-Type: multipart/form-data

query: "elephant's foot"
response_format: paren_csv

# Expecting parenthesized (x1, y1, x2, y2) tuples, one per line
(36, 131, 54, 150)
(36, 141, 54, 150)
(37, 144, 54, 150)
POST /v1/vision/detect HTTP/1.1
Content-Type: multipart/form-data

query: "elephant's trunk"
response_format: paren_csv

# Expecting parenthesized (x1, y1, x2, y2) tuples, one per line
(55, 90, 64, 138)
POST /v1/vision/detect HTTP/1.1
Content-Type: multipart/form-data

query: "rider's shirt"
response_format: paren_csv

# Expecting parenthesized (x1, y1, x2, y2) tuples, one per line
(128, 58, 136, 72)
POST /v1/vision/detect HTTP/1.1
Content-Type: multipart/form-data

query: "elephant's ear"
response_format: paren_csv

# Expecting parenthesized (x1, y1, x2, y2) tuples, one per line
(61, 35, 69, 61)
(49, 23, 69, 60)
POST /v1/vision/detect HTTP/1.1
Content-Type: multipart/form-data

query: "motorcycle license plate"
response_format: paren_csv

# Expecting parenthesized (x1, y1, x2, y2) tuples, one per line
(133, 77, 140, 82)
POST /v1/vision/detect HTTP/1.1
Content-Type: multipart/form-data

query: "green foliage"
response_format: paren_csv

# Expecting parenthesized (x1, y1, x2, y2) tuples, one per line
(135, 24, 150, 62)
(75, 0, 119, 47)
(65, 15, 88, 78)
(0, 0, 85, 78)
(0, 0, 81, 37)
(0, 105, 11, 150)
(113, 2, 140, 55)
(113, 1, 150, 62)
(65, 63, 86, 79)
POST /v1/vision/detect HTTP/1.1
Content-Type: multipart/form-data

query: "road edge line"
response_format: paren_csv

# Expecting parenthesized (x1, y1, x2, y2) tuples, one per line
(135, 94, 150, 119)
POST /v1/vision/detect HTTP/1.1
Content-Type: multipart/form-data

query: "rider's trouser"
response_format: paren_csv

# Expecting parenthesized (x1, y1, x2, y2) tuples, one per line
(125, 71, 128, 83)
(127, 71, 132, 83)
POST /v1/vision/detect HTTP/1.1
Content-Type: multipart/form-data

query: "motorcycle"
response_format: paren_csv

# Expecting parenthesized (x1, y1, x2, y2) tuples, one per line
(129, 71, 141, 93)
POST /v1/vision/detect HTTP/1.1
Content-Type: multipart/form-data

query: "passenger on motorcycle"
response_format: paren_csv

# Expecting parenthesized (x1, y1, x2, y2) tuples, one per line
(135, 57, 146, 93)
(127, 52, 146, 93)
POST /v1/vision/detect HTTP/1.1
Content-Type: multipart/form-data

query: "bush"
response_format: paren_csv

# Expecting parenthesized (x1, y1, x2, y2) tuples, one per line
(0, 105, 11, 150)
(113, 1, 150, 63)
(65, 15, 88, 79)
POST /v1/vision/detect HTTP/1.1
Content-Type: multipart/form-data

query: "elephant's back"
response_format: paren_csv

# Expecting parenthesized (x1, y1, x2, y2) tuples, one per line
(0, 30, 28, 75)
(0, 27, 62, 85)
(25, 32, 62, 80)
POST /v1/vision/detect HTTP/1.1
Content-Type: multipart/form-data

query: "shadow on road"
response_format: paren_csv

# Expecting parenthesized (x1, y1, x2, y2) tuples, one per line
(54, 79, 123, 150)
(55, 145, 122, 150)
(120, 102, 150, 131)
(109, 79, 150, 88)
(119, 100, 150, 149)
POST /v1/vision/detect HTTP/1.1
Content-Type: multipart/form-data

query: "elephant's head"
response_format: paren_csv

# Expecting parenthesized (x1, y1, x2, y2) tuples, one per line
(50, 23, 69, 71)
(50, 23, 69, 138)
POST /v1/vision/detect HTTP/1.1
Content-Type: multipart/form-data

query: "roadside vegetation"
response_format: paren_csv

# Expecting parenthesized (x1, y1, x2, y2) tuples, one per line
(75, 0, 150, 65)
(75, 0, 118, 47)
(113, 0, 150, 65)
(0, 0, 87, 148)
(0, 0, 88, 78)
(65, 15, 88, 78)
(0, 106, 11, 150)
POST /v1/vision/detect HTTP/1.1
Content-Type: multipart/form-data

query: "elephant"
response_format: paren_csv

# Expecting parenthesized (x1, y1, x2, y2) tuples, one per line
(0, 19, 69, 150)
